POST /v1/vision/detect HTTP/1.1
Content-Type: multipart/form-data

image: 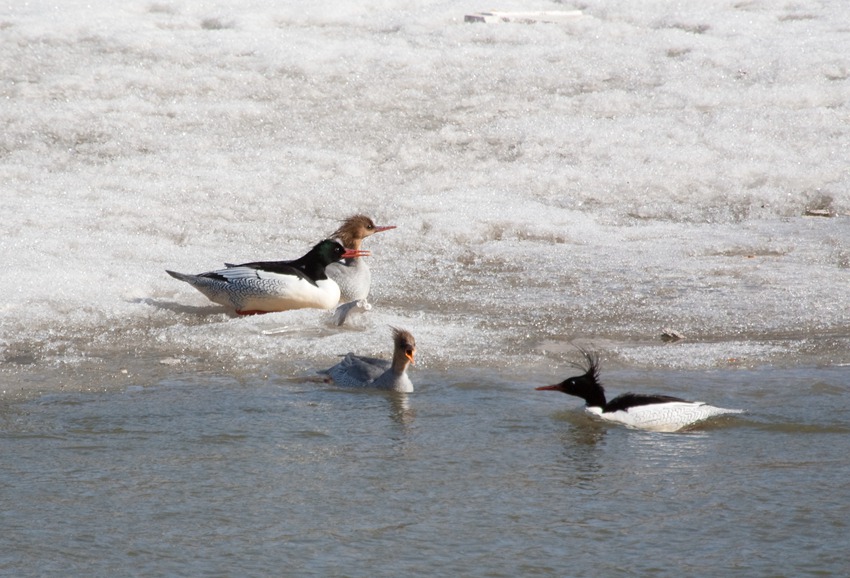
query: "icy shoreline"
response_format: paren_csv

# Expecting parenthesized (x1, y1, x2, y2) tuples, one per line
(2, 1, 849, 391)
(3, 214, 849, 395)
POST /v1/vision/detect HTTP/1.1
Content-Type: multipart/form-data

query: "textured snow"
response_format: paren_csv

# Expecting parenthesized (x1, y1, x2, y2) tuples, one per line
(1, 0, 849, 389)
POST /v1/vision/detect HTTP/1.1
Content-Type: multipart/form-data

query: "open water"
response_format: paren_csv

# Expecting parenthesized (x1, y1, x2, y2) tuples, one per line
(2, 363, 849, 577)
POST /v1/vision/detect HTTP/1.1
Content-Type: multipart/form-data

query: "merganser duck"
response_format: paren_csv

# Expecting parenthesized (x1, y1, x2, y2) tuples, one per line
(166, 240, 368, 315)
(536, 349, 744, 432)
(320, 327, 416, 392)
(325, 215, 396, 303)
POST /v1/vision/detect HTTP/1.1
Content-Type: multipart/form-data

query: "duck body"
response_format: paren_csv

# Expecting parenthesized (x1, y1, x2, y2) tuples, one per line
(321, 328, 416, 392)
(324, 354, 414, 392)
(327, 257, 372, 303)
(584, 394, 743, 433)
(325, 215, 395, 303)
(167, 240, 367, 315)
(536, 349, 743, 432)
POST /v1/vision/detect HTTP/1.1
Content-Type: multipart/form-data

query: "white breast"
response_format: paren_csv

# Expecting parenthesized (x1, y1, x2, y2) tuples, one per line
(326, 259, 371, 302)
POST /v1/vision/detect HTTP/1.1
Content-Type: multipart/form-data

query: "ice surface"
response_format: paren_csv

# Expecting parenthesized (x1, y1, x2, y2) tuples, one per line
(2, 0, 849, 390)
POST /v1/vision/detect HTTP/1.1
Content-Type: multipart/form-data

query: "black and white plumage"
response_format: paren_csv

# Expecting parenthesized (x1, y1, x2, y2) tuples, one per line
(320, 328, 416, 392)
(536, 349, 744, 432)
(325, 215, 396, 304)
(166, 239, 368, 315)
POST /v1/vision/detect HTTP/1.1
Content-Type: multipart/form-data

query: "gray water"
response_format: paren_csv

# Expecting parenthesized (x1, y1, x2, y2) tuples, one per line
(3, 364, 848, 577)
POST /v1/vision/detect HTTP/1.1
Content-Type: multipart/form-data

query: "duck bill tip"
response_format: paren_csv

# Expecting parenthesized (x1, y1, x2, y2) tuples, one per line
(535, 384, 560, 391)
(374, 225, 397, 233)
(342, 249, 370, 259)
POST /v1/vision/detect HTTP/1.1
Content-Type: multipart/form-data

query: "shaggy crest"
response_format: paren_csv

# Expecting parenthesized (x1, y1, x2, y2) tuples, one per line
(332, 215, 379, 247)
(391, 327, 416, 356)
(566, 346, 601, 386)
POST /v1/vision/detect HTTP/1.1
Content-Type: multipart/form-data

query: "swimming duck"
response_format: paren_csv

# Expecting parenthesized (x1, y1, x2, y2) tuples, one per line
(536, 348, 744, 432)
(321, 327, 416, 392)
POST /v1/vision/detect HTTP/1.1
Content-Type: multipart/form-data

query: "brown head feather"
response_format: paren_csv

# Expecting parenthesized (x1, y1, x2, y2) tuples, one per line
(391, 327, 416, 366)
(332, 215, 378, 249)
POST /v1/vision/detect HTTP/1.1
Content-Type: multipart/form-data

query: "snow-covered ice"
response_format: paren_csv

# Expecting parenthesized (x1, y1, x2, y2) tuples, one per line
(1, 0, 849, 391)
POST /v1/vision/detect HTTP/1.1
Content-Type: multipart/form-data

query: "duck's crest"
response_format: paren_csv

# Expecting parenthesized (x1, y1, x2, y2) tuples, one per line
(568, 346, 601, 384)
(391, 326, 416, 349)
(332, 215, 374, 247)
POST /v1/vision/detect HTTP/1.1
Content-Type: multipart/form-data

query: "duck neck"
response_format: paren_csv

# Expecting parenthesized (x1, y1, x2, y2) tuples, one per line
(336, 235, 362, 263)
(291, 252, 329, 281)
(391, 350, 410, 375)
(581, 384, 607, 410)
(336, 233, 361, 251)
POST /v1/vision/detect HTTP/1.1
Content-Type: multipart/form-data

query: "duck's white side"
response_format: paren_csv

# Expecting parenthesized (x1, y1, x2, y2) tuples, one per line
(167, 267, 341, 313)
(585, 401, 744, 433)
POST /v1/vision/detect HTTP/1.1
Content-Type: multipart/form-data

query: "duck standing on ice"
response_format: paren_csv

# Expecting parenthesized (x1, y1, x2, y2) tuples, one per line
(166, 239, 368, 315)
(326, 215, 396, 304)
(536, 349, 744, 432)
(320, 327, 416, 393)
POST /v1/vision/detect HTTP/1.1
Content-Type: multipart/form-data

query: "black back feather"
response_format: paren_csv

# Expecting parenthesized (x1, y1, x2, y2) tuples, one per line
(604, 393, 688, 413)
